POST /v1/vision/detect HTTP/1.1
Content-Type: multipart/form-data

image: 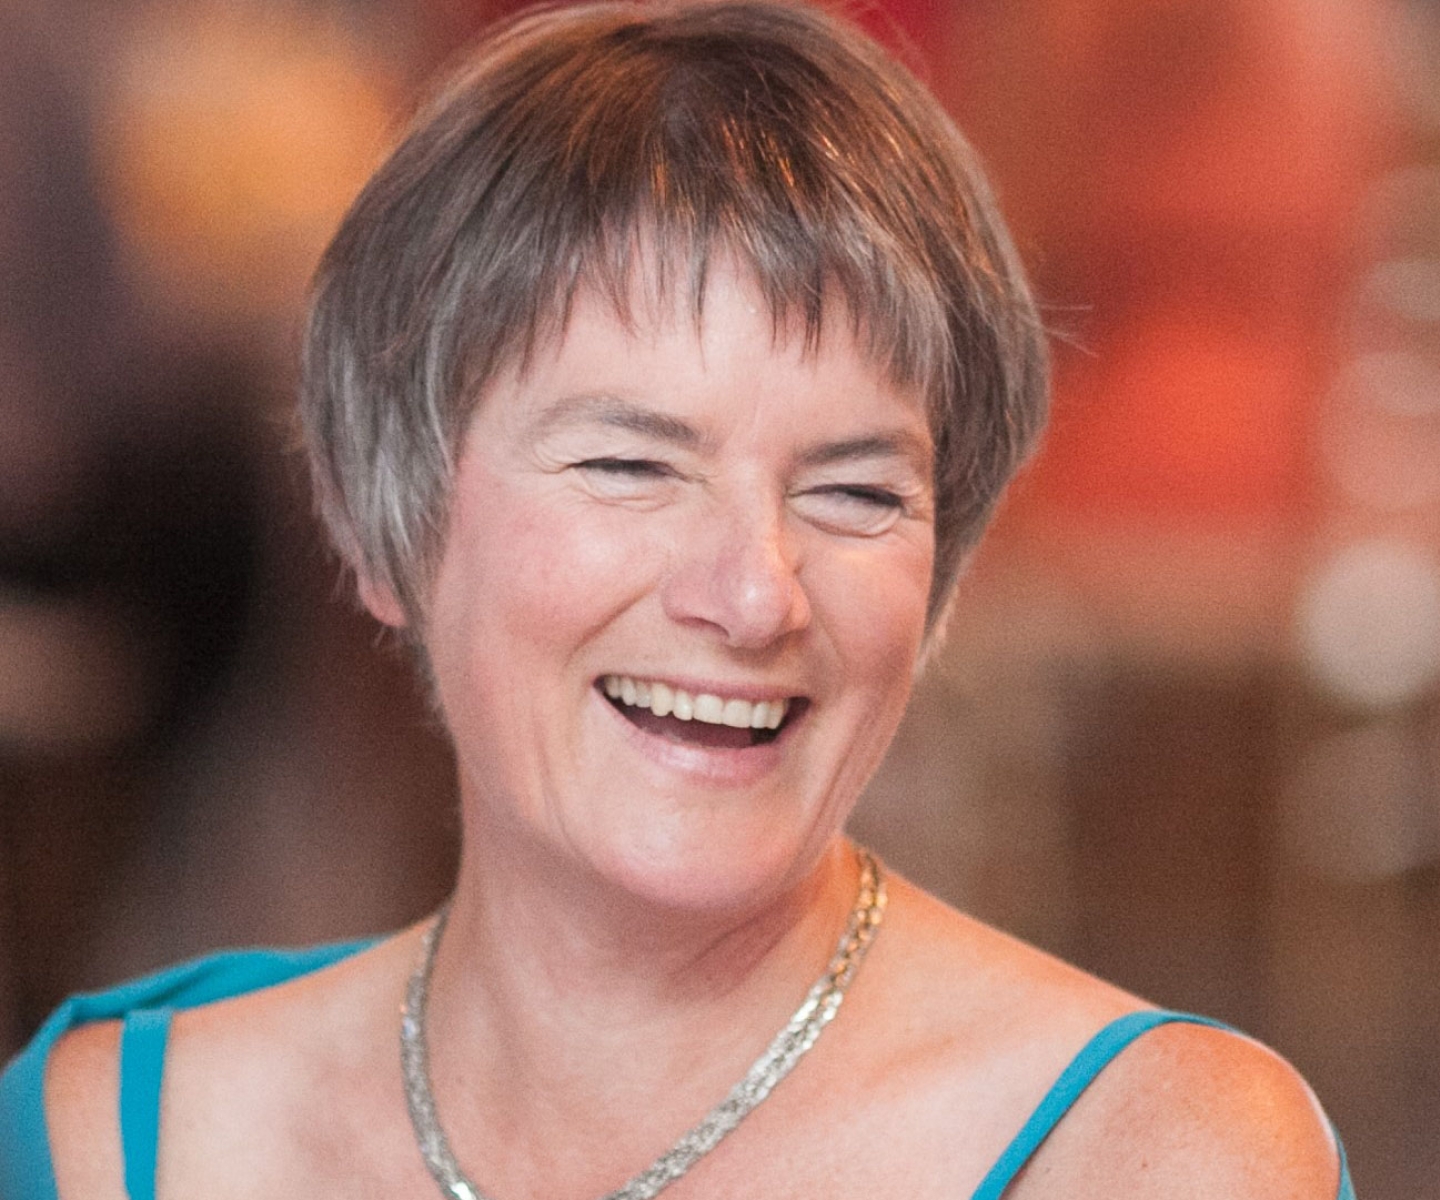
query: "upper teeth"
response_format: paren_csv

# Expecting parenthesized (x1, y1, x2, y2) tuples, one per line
(602, 675, 788, 730)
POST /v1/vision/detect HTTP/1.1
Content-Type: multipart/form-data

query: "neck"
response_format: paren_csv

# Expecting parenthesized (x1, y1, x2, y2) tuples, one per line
(421, 813, 861, 1140)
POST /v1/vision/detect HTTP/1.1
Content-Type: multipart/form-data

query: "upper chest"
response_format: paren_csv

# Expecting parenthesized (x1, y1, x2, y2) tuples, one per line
(151, 1045, 1034, 1200)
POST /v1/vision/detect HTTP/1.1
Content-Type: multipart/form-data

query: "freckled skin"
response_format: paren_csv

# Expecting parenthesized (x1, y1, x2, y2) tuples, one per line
(409, 263, 936, 913)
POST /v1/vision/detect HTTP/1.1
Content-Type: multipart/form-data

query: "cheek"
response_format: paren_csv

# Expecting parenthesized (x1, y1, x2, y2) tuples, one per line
(815, 539, 933, 676)
(433, 478, 669, 665)
(812, 543, 931, 793)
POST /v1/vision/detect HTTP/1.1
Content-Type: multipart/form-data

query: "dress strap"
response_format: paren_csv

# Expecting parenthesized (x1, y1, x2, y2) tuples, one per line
(970, 1009, 1227, 1200)
(118, 1007, 173, 1200)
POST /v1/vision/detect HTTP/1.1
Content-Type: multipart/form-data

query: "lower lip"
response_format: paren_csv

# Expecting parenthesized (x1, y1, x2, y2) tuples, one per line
(595, 688, 794, 787)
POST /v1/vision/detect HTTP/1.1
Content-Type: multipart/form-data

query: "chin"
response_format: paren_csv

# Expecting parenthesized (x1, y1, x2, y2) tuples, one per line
(584, 821, 834, 917)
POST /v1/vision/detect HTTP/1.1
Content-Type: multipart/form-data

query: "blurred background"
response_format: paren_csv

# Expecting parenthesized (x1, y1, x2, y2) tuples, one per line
(0, 0, 1436, 1193)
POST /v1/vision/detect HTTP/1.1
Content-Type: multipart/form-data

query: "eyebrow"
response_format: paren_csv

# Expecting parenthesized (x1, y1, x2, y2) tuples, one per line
(532, 394, 931, 475)
(530, 394, 710, 449)
(795, 432, 933, 477)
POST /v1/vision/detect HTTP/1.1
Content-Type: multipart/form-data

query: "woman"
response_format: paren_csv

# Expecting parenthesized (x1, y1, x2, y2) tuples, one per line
(3, 3, 1353, 1197)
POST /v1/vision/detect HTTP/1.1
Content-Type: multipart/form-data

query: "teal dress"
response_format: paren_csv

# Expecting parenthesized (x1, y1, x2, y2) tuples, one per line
(0, 944, 1356, 1200)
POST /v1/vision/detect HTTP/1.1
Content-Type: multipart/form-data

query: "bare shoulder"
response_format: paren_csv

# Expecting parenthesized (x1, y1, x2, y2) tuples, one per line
(44, 1019, 127, 1200)
(845, 876, 1144, 1187)
(39, 930, 419, 1200)
(862, 876, 1339, 1198)
(156, 928, 420, 1193)
(1011, 1020, 1341, 1198)
(871, 874, 1141, 1044)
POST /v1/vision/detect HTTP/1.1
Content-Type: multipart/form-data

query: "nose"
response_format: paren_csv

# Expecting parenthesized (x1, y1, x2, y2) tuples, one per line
(661, 497, 811, 649)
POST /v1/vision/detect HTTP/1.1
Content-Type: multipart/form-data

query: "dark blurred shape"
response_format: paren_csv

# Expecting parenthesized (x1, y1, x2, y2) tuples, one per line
(0, 5, 259, 1045)
(1, 0, 460, 1056)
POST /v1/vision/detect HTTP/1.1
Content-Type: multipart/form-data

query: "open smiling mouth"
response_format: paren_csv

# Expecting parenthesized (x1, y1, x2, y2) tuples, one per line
(600, 675, 804, 750)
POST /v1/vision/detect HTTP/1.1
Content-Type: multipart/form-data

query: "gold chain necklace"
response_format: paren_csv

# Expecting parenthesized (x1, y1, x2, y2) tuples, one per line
(401, 849, 886, 1200)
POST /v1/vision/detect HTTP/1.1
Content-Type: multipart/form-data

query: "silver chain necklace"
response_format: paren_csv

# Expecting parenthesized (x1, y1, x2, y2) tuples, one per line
(401, 848, 886, 1200)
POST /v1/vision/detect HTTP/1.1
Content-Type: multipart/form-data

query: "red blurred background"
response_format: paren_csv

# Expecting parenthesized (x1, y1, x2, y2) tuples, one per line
(2, 1, 1437, 1194)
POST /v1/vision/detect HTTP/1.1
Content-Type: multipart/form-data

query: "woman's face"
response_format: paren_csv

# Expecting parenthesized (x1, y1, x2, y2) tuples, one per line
(413, 264, 936, 910)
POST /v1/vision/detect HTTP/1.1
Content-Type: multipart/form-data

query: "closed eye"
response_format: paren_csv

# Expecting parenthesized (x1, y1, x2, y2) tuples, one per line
(814, 485, 904, 509)
(791, 484, 912, 535)
(576, 455, 671, 475)
(570, 456, 685, 504)
(574, 457, 676, 478)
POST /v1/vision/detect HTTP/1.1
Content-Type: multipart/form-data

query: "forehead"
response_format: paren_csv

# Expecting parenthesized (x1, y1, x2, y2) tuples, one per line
(509, 264, 928, 424)
(509, 254, 922, 398)
(457, 265, 934, 492)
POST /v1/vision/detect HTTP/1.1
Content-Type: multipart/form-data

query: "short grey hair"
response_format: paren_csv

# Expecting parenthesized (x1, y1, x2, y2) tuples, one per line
(301, 0, 1048, 635)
